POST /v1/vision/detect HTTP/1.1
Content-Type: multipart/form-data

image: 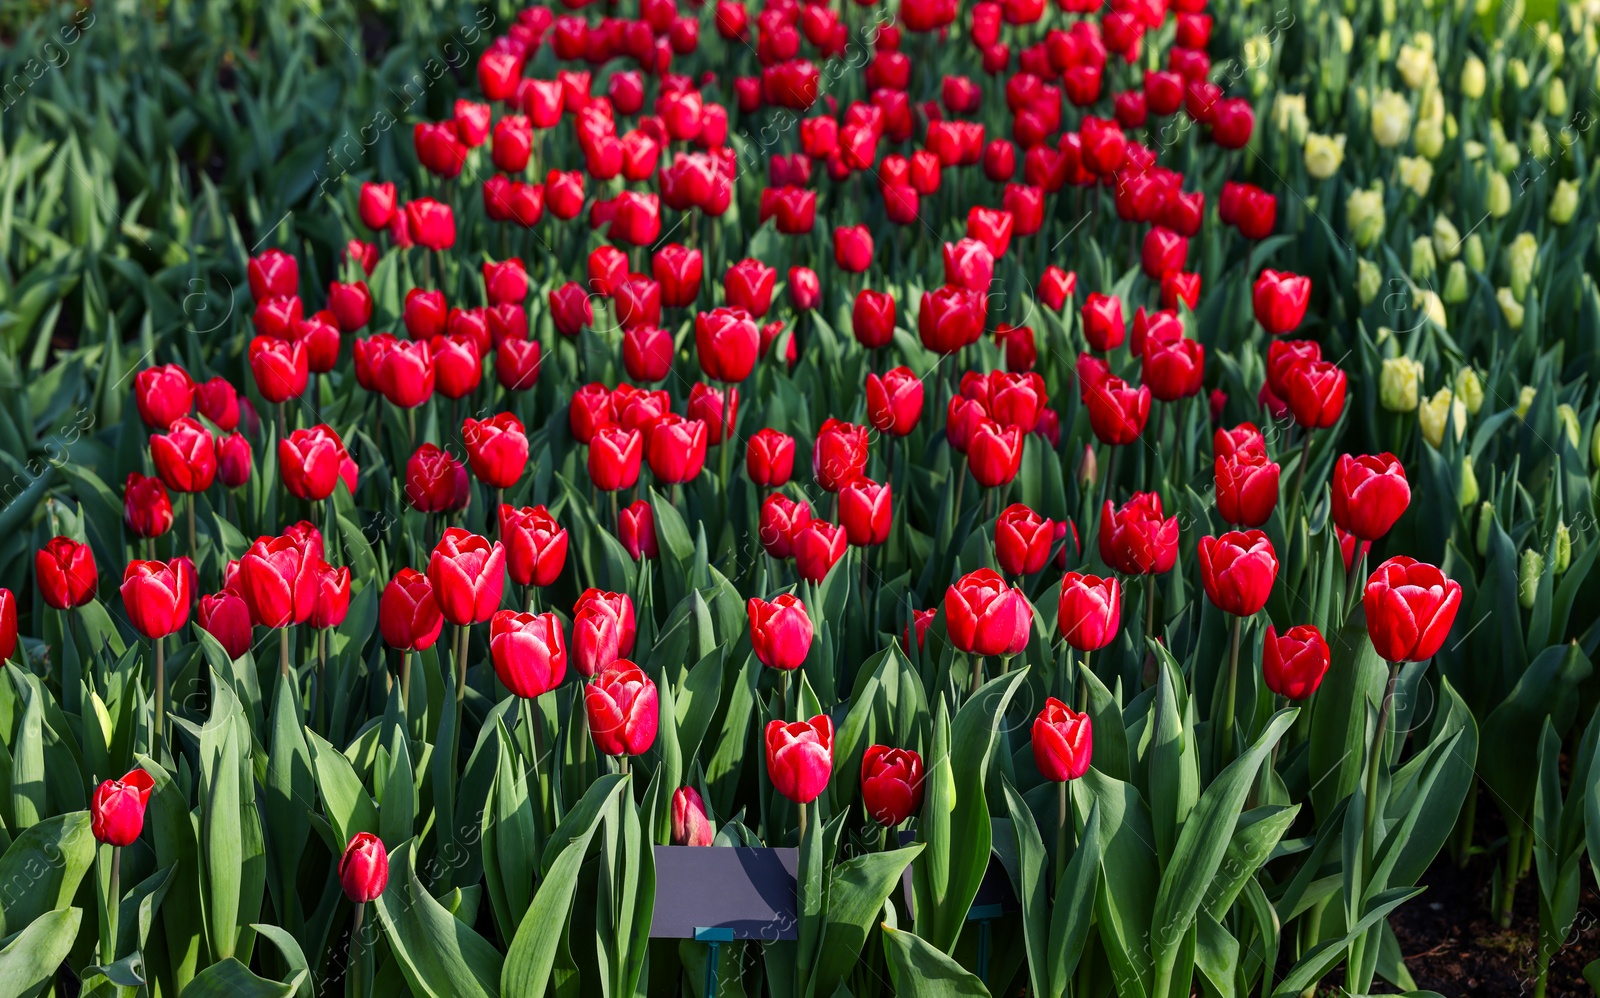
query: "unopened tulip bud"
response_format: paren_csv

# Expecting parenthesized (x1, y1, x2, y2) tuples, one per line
(1347, 186, 1386, 247)
(1410, 237, 1436, 282)
(1442, 261, 1469, 303)
(1358, 258, 1383, 304)
(1550, 179, 1580, 225)
(1517, 385, 1538, 420)
(1432, 216, 1461, 261)
(1546, 30, 1565, 66)
(1379, 357, 1424, 412)
(1476, 502, 1494, 556)
(1303, 133, 1346, 179)
(1557, 404, 1581, 448)
(1075, 444, 1097, 488)
(1418, 388, 1466, 448)
(1465, 233, 1486, 272)
(1418, 290, 1448, 331)
(1461, 55, 1486, 98)
(1487, 172, 1512, 217)
(1497, 287, 1526, 328)
(1546, 78, 1568, 117)
(1454, 367, 1484, 415)
(1458, 455, 1479, 507)
(1518, 549, 1544, 608)
(1555, 521, 1572, 574)
(1414, 118, 1445, 159)
(1508, 58, 1530, 89)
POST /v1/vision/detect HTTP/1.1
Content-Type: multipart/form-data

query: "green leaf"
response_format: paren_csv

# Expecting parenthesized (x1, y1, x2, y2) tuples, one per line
(1269, 888, 1422, 998)
(808, 844, 924, 998)
(202, 721, 243, 959)
(880, 925, 991, 997)
(0, 811, 94, 936)
(179, 957, 303, 997)
(306, 729, 379, 849)
(502, 777, 623, 998)
(373, 840, 503, 998)
(0, 907, 82, 998)
(249, 923, 313, 998)
(1048, 801, 1101, 994)
(1151, 709, 1296, 984)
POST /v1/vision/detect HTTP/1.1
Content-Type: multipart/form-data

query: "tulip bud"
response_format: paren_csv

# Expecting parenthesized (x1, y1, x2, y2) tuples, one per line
(1558, 403, 1581, 448)
(340, 832, 390, 903)
(91, 769, 156, 846)
(671, 786, 714, 846)
(1461, 56, 1486, 98)
(1554, 521, 1572, 574)
(1358, 258, 1383, 304)
(1518, 549, 1544, 609)
(1303, 132, 1346, 179)
(1550, 178, 1580, 225)
(1497, 287, 1526, 329)
(1075, 445, 1097, 489)
(1528, 122, 1551, 162)
(1431, 216, 1461, 261)
(1346, 186, 1387, 248)
(1457, 455, 1479, 507)
(1379, 357, 1424, 412)
(1465, 233, 1486, 272)
(1410, 237, 1437, 282)
(1418, 388, 1466, 448)
(1442, 261, 1470, 304)
(1487, 172, 1512, 217)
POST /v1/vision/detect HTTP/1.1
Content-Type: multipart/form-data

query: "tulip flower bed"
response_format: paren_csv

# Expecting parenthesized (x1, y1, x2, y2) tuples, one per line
(2, 0, 1600, 994)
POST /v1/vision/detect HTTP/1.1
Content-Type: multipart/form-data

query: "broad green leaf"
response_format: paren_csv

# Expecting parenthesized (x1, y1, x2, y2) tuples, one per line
(0, 907, 82, 998)
(306, 729, 379, 849)
(0, 811, 94, 936)
(880, 925, 990, 997)
(373, 840, 502, 998)
(179, 957, 303, 997)
(808, 844, 924, 998)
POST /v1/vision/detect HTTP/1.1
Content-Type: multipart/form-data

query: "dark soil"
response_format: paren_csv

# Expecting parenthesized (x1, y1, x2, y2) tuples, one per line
(1387, 850, 1600, 996)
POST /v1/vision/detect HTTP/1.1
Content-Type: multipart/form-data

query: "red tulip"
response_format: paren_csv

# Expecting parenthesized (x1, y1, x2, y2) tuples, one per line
(1081, 292, 1125, 351)
(645, 413, 709, 483)
(996, 504, 1053, 577)
(549, 282, 594, 338)
(489, 610, 567, 699)
(571, 592, 633, 678)
(309, 564, 350, 631)
(1215, 423, 1267, 461)
(1084, 375, 1151, 446)
(725, 259, 777, 317)
(839, 478, 892, 546)
(618, 500, 658, 560)
(672, 786, 714, 846)
(404, 445, 469, 514)
(586, 662, 659, 756)
(36, 536, 97, 610)
(379, 568, 444, 652)
(918, 285, 986, 354)
(199, 591, 253, 660)
(339, 832, 390, 903)
(589, 425, 644, 492)
(747, 428, 795, 486)
(793, 520, 849, 582)
(689, 383, 738, 446)
(91, 769, 156, 846)
(866, 367, 923, 437)
(995, 323, 1037, 372)
(1234, 184, 1277, 239)
(968, 421, 1025, 487)
(0, 589, 15, 662)
(852, 289, 897, 349)
(945, 568, 1032, 656)
(428, 528, 505, 626)
(1100, 493, 1179, 575)
(833, 225, 874, 273)
(406, 198, 456, 250)
(360, 181, 398, 231)
(1331, 453, 1410, 542)
(279, 425, 347, 501)
(694, 307, 760, 382)
(253, 295, 303, 340)
(760, 494, 813, 559)
(238, 534, 317, 628)
(622, 325, 674, 383)
(748, 594, 814, 670)
(463, 413, 528, 489)
(150, 417, 217, 493)
(1032, 698, 1092, 781)
(1262, 624, 1330, 700)
(1215, 452, 1281, 528)
(813, 418, 870, 492)
(499, 505, 568, 587)
(120, 558, 192, 639)
(1198, 531, 1279, 617)
(653, 243, 704, 308)
(1363, 557, 1462, 662)
(124, 472, 174, 538)
(766, 715, 833, 803)
(1057, 572, 1121, 651)
(943, 238, 995, 292)
(248, 335, 309, 405)
(196, 377, 239, 432)
(1281, 360, 1347, 429)
(788, 266, 821, 311)
(247, 248, 298, 301)
(861, 746, 924, 825)
(1211, 98, 1254, 148)
(328, 280, 372, 333)
(1253, 270, 1311, 335)
(133, 365, 195, 430)
(1038, 266, 1076, 310)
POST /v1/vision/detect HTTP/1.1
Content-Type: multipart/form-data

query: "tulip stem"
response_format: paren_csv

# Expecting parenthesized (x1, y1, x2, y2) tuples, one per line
(101, 845, 121, 965)
(455, 624, 468, 737)
(1054, 781, 1068, 888)
(798, 799, 808, 841)
(1144, 574, 1157, 649)
(349, 902, 367, 998)
(187, 493, 198, 580)
(280, 627, 291, 680)
(619, 754, 629, 776)
(401, 650, 412, 716)
(1287, 430, 1314, 536)
(1362, 661, 1403, 878)
(1216, 615, 1243, 769)
(968, 654, 982, 700)
(1344, 548, 1368, 622)
(315, 630, 328, 732)
(152, 637, 165, 759)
